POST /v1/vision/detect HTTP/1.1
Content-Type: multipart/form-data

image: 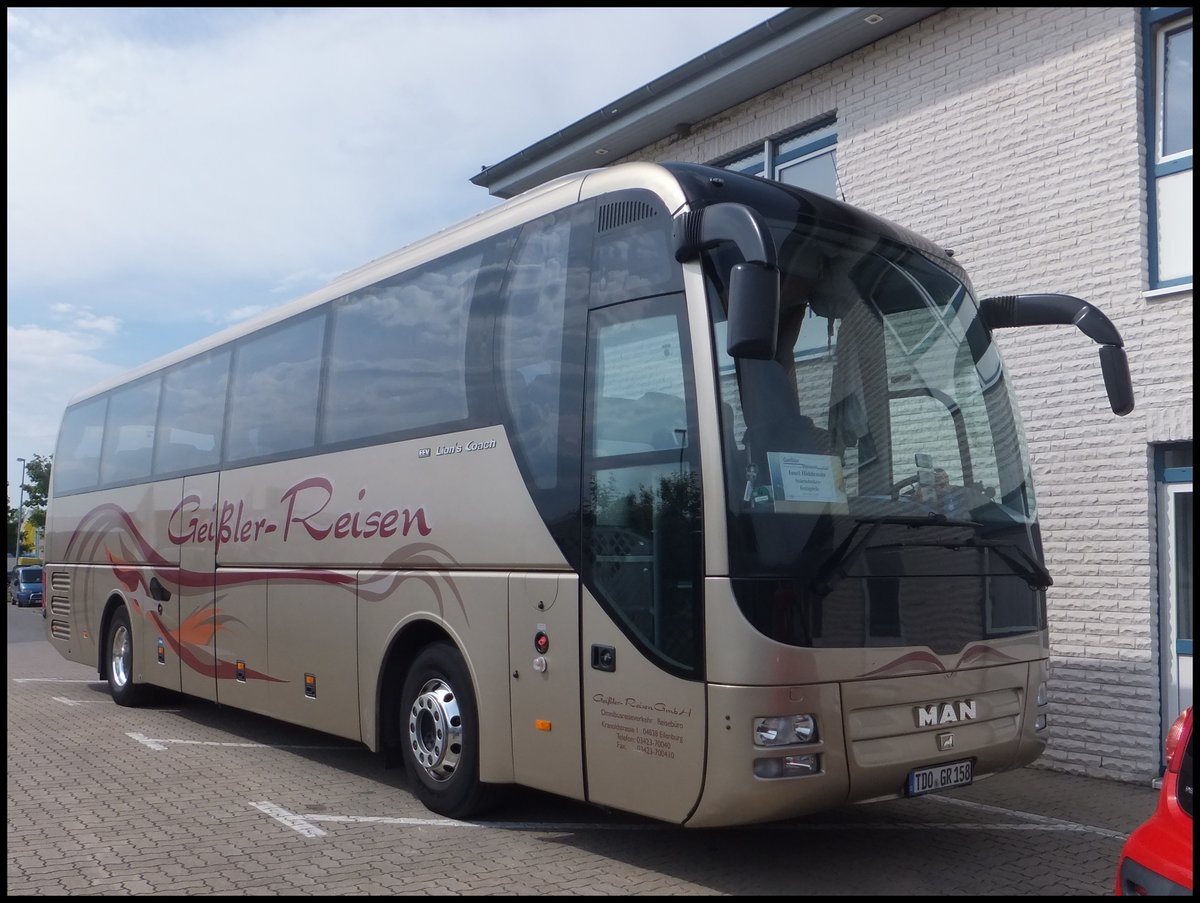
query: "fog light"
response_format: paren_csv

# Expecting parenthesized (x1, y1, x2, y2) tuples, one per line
(1034, 713, 1047, 732)
(782, 754, 819, 774)
(753, 714, 817, 746)
(753, 754, 820, 778)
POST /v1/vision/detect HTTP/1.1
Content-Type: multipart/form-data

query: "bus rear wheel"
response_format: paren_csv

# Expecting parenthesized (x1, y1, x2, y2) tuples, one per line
(105, 605, 151, 707)
(399, 642, 492, 820)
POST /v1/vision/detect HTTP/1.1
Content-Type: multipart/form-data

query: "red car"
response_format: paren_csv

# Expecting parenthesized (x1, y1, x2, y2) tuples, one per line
(1115, 706, 1193, 896)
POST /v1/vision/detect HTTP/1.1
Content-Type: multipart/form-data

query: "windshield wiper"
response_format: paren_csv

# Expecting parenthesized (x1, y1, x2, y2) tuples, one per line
(850, 536, 1053, 591)
(809, 514, 982, 596)
(886, 536, 1052, 590)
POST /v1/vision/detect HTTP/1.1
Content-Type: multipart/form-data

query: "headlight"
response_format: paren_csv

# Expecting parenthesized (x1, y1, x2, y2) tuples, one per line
(753, 714, 817, 746)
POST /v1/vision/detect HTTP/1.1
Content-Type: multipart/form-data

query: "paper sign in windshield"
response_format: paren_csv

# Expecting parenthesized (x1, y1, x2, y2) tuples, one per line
(768, 453, 849, 514)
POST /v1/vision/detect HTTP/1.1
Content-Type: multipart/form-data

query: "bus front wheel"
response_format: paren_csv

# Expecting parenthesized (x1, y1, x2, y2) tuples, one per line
(399, 642, 492, 820)
(105, 605, 151, 707)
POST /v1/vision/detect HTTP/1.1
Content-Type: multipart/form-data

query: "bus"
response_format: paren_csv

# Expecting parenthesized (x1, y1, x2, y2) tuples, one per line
(43, 161, 1134, 827)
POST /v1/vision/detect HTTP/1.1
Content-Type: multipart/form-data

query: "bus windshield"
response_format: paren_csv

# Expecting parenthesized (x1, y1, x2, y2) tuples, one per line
(706, 218, 1045, 651)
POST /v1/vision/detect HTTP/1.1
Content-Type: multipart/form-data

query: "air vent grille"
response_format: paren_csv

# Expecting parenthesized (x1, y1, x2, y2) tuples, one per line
(598, 200, 658, 233)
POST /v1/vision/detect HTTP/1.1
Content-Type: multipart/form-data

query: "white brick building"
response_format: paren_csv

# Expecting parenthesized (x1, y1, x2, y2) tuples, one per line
(476, 7, 1193, 783)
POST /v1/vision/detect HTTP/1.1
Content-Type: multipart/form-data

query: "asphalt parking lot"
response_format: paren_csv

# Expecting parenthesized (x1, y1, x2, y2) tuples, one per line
(7, 602, 1159, 895)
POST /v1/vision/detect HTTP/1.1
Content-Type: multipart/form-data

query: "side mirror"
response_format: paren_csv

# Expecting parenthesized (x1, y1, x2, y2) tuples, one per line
(979, 293, 1134, 416)
(726, 262, 780, 359)
(673, 203, 781, 360)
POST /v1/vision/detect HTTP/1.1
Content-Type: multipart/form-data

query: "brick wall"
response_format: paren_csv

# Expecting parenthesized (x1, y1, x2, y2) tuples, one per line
(623, 7, 1193, 782)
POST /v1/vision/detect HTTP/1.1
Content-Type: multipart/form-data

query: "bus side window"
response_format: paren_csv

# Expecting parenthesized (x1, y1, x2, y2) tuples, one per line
(590, 195, 681, 307)
(153, 349, 229, 477)
(54, 396, 107, 494)
(324, 246, 484, 447)
(99, 376, 160, 486)
(225, 312, 324, 463)
(499, 211, 573, 490)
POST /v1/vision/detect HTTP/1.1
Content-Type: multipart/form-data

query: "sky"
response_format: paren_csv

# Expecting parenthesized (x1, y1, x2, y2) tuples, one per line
(6, 6, 787, 506)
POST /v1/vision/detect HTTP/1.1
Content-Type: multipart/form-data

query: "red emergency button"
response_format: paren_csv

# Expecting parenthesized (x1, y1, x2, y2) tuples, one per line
(534, 631, 549, 654)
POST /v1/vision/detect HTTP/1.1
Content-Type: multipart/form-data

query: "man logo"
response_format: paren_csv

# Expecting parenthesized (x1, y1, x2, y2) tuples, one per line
(937, 732, 955, 751)
(916, 699, 977, 727)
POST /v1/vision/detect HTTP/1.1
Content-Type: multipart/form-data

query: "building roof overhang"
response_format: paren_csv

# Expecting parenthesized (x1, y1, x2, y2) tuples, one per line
(471, 7, 945, 198)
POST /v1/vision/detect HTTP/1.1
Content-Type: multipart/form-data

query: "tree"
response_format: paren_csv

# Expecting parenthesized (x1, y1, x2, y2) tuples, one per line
(8, 455, 52, 555)
(7, 486, 15, 556)
(21, 454, 52, 533)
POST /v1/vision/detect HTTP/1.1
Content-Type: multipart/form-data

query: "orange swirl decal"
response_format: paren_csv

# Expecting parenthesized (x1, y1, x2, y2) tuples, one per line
(71, 495, 463, 682)
(147, 608, 281, 682)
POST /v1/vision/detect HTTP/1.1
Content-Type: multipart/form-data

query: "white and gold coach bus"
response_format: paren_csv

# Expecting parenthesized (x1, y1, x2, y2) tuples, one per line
(44, 161, 1134, 827)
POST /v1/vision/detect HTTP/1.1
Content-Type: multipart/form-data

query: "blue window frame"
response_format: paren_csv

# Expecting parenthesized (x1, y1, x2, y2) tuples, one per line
(1144, 9, 1193, 290)
(715, 118, 839, 198)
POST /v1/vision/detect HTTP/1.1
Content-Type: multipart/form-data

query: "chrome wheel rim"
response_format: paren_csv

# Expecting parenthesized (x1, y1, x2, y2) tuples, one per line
(407, 678, 463, 783)
(110, 623, 132, 690)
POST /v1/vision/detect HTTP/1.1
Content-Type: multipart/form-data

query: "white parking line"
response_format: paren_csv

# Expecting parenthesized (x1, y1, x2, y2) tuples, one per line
(126, 731, 350, 752)
(304, 813, 638, 831)
(51, 696, 112, 705)
(127, 732, 170, 751)
(251, 803, 655, 834)
(250, 802, 327, 838)
(248, 804, 1131, 839)
(13, 678, 106, 683)
(926, 792, 1129, 839)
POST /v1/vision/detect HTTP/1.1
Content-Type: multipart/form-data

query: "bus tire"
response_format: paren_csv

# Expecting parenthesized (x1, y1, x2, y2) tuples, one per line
(105, 605, 151, 707)
(399, 642, 492, 820)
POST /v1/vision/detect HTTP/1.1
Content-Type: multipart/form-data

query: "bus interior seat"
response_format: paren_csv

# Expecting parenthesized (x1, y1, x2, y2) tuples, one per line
(740, 365, 831, 473)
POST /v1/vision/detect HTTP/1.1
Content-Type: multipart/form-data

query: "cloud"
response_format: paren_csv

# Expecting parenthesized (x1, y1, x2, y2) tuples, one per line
(6, 7, 785, 495)
(8, 8, 780, 295)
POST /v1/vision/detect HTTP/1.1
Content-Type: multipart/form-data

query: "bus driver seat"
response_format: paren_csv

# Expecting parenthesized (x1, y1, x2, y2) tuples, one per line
(736, 362, 831, 507)
(740, 365, 829, 464)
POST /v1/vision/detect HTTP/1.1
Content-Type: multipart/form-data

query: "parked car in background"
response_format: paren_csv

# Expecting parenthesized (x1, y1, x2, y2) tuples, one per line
(9, 565, 43, 608)
(1115, 706, 1194, 896)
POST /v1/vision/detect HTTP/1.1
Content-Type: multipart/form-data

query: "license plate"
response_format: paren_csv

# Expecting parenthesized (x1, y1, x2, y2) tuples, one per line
(906, 759, 973, 796)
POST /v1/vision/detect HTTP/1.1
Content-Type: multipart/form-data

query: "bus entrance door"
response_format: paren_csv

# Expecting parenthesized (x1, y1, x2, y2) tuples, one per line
(578, 295, 707, 823)
(580, 586, 706, 824)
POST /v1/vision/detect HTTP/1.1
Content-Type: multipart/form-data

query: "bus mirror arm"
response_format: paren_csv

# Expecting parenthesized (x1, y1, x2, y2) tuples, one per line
(673, 203, 780, 360)
(979, 293, 1134, 416)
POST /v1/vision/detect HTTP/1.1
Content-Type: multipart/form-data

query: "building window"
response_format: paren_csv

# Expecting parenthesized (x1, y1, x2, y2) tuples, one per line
(1145, 9, 1193, 289)
(715, 119, 839, 198)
